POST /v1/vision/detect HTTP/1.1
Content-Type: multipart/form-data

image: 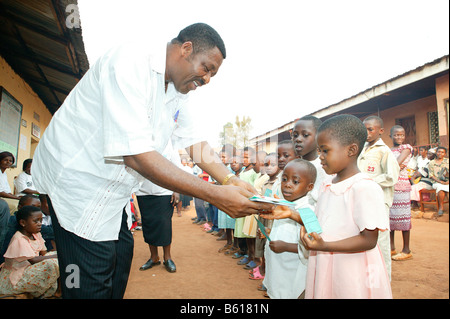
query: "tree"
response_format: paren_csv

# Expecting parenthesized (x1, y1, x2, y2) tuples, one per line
(218, 116, 252, 149)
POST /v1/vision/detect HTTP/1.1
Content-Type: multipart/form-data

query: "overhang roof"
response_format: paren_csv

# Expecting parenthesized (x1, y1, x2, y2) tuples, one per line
(251, 55, 449, 144)
(0, 0, 89, 115)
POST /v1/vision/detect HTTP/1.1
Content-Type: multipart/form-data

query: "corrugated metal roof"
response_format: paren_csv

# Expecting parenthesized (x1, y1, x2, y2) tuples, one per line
(0, 0, 89, 114)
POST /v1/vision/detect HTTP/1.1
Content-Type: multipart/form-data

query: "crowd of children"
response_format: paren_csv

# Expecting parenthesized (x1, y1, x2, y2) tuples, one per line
(0, 112, 448, 299)
(190, 114, 448, 299)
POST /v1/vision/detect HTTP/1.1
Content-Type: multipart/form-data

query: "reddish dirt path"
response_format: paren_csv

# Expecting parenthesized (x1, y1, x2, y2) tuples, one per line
(124, 205, 449, 299)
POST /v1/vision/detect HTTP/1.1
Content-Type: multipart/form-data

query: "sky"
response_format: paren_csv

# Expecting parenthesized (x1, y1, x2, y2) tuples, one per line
(77, 0, 449, 148)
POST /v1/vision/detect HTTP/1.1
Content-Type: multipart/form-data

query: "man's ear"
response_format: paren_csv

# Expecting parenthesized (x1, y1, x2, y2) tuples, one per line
(180, 41, 193, 58)
(307, 182, 314, 192)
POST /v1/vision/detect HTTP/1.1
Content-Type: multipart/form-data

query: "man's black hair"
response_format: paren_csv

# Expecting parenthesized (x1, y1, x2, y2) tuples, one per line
(172, 23, 226, 59)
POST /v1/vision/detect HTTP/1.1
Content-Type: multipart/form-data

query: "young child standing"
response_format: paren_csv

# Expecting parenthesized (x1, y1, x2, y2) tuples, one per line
(262, 159, 316, 299)
(291, 115, 328, 205)
(0, 205, 59, 298)
(358, 115, 400, 278)
(235, 147, 259, 270)
(272, 140, 297, 197)
(265, 115, 392, 299)
(222, 155, 243, 256)
(250, 153, 280, 281)
(389, 125, 413, 261)
(217, 149, 238, 253)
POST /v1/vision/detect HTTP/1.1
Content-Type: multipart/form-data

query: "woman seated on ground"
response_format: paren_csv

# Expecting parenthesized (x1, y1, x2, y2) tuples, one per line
(428, 147, 449, 216)
(0, 152, 21, 201)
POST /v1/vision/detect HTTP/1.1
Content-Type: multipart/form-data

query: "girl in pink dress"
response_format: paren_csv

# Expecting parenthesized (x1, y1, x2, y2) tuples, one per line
(0, 205, 59, 298)
(303, 115, 392, 298)
(389, 125, 413, 261)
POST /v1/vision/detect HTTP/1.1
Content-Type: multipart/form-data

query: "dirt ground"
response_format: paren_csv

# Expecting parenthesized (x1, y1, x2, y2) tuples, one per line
(123, 204, 449, 300)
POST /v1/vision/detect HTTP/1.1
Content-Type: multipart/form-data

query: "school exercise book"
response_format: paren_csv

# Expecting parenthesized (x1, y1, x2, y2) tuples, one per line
(248, 195, 297, 208)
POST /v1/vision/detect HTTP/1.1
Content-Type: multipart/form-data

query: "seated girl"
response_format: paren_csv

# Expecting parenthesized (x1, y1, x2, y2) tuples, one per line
(0, 205, 59, 298)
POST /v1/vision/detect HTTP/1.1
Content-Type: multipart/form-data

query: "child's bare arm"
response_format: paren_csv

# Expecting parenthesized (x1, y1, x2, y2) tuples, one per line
(301, 227, 379, 253)
(260, 205, 303, 225)
(269, 240, 298, 254)
(29, 251, 58, 264)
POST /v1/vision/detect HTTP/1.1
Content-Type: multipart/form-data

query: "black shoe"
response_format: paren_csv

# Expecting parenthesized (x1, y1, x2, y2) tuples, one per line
(163, 259, 176, 273)
(139, 259, 161, 271)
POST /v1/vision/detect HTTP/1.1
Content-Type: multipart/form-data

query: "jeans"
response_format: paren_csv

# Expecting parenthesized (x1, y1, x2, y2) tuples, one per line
(207, 205, 219, 231)
(194, 198, 207, 221)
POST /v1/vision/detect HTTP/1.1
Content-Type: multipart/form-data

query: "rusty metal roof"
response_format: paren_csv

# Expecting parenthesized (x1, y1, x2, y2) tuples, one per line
(0, 0, 89, 114)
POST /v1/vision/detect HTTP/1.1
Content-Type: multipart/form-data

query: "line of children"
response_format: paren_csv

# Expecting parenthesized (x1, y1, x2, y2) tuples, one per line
(190, 115, 442, 299)
(261, 114, 392, 299)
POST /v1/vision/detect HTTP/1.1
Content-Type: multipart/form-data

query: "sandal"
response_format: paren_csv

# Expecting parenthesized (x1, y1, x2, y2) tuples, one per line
(392, 252, 413, 261)
(218, 244, 231, 253)
(249, 266, 259, 274)
(244, 260, 258, 270)
(257, 284, 267, 291)
(224, 247, 240, 255)
(237, 257, 249, 265)
(249, 267, 264, 280)
(391, 250, 397, 256)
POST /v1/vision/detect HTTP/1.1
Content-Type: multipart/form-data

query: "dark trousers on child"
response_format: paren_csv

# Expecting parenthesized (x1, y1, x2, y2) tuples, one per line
(47, 196, 134, 299)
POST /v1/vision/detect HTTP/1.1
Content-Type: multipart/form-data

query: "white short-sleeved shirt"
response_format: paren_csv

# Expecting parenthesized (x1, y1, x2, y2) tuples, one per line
(0, 170, 11, 194)
(32, 41, 204, 241)
(13, 172, 35, 196)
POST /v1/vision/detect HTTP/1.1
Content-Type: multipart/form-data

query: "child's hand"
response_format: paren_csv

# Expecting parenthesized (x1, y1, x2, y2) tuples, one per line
(300, 226, 326, 251)
(260, 205, 293, 220)
(269, 240, 288, 253)
(257, 229, 265, 239)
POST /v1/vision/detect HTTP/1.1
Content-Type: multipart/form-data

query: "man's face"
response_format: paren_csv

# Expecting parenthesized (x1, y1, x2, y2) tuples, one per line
(172, 43, 223, 94)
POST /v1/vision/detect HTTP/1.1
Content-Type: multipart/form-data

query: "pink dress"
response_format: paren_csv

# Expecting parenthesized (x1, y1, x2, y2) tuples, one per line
(0, 231, 59, 298)
(305, 173, 392, 299)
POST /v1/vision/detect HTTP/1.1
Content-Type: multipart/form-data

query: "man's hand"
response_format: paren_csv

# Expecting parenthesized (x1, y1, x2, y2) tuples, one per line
(171, 193, 180, 207)
(225, 175, 258, 195)
(209, 184, 274, 219)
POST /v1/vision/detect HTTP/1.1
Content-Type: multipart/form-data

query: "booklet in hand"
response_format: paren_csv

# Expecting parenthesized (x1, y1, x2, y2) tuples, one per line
(249, 195, 297, 209)
(298, 207, 322, 235)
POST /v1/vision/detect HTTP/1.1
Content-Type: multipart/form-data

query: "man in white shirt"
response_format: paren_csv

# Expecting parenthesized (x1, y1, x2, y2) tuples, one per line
(32, 23, 273, 299)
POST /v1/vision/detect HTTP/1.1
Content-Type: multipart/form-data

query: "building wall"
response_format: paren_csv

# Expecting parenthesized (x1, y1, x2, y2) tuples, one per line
(373, 96, 437, 148)
(0, 55, 52, 191)
(435, 74, 449, 148)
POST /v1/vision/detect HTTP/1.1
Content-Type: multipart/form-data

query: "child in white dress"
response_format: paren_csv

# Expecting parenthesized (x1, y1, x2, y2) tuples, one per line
(262, 159, 316, 299)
